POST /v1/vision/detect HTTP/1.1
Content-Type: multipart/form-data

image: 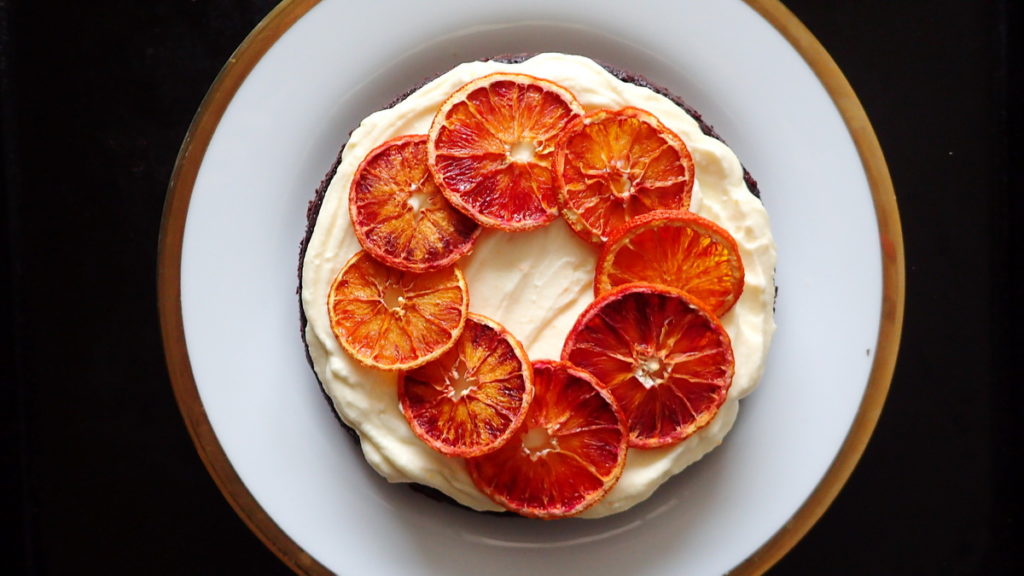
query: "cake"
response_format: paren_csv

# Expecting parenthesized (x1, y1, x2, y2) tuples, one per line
(299, 53, 776, 518)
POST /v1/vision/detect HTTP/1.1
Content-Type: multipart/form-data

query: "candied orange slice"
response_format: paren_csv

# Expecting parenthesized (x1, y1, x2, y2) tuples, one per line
(562, 283, 733, 448)
(427, 73, 584, 231)
(556, 107, 695, 244)
(327, 251, 468, 371)
(350, 135, 481, 273)
(399, 314, 533, 458)
(466, 360, 627, 519)
(596, 210, 745, 316)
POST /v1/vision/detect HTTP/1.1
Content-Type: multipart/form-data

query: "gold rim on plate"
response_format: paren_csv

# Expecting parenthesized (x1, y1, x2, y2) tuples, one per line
(157, 1, 904, 574)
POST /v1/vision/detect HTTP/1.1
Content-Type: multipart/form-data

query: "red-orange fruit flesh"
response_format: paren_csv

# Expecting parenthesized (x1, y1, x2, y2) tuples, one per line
(557, 107, 695, 244)
(467, 360, 628, 518)
(562, 283, 733, 448)
(328, 251, 468, 371)
(428, 73, 584, 231)
(350, 135, 481, 273)
(399, 314, 534, 458)
(596, 209, 745, 316)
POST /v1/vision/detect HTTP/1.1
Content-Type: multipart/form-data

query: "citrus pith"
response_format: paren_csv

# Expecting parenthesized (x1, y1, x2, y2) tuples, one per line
(596, 210, 745, 316)
(562, 283, 733, 448)
(349, 135, 481, 273)
(556, 107, 695, 244)
(327, 250, 468, 371)
(428, 73, 584, 231)
(466, 360, 627, 519)
(399, 314, 534, 458)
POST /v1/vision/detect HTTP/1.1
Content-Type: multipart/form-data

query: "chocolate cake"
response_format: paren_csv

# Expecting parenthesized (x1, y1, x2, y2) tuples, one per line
(297, 53, 776, 518)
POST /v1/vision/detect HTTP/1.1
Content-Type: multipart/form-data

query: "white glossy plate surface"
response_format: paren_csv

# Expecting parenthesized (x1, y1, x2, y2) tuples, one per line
(171, 1, 898, 574)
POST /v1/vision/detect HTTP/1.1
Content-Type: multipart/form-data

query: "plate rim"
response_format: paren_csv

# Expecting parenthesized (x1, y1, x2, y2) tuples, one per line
(156, 1, 905, 574)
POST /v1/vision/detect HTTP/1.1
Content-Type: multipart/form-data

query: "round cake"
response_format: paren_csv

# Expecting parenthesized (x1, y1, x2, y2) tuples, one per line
(299, 53, 776, 518)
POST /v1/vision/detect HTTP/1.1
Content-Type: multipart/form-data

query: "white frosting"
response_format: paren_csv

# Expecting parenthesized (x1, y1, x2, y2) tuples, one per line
(301, 54, 776, 517)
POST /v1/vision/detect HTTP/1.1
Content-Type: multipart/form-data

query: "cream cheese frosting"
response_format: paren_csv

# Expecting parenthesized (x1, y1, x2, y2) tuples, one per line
(301, 53, 776, 518)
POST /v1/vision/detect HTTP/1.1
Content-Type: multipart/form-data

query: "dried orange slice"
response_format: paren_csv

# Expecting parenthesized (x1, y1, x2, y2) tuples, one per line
(328, 250, 468, 371)
(349, 135, 481, 273)
(466, 360, 627, 519)
(596, 210, 745, 316)
(562, 283, 733, 448)
(427, 73, 584, 231)
(399, 314, 533, 458)
(556, 107, 695, 244)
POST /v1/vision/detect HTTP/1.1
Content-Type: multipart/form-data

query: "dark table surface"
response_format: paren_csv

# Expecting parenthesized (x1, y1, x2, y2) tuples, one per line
(4, 0, 1020, 574)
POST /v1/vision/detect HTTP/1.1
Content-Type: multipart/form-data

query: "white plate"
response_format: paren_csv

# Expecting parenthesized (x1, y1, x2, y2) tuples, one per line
(160, 1, 902, 574)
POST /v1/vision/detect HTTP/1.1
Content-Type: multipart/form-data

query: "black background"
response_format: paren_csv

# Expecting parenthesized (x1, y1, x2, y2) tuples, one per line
(3, 0, 1020, 574)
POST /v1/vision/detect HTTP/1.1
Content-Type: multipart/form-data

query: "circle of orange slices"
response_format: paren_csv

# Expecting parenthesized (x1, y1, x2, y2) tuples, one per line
(466, 360, 628, 519)
(562, 283, 734, 448)
(427, 73, 584, 232)
(325, 69, 752, 518)
(556, 107, 695, 244)
(399, 314, 534, 458)
(350, 135, 481, 273)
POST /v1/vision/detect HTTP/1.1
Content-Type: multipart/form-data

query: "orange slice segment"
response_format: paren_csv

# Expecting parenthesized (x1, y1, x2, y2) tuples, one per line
(399, 314, 533, 458)
(562, 283, 733, 448)
(596, 210, 745, 316)
(466, 360, 627, 519)
(350, 135, 481, 273)
(328, 251, 468, 371)
(428, 73, 584, 231)
(556, 107, 695, 244)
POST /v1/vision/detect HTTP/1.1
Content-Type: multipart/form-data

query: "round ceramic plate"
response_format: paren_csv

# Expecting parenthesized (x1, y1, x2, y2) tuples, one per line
(159, 0, 903, 574)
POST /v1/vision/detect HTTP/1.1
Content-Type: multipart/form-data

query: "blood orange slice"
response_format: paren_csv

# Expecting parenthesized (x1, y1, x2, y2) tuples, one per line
(350, 135, 481, 273)
(399, 314, 533, 458)
(596, 210, 745, 316)
(562, 283, 733, 448)
(327, 250, 468, 371)
(556, 107, 695, 244)
(427, 73, 584, 231)
(466, 360, 627, 519)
